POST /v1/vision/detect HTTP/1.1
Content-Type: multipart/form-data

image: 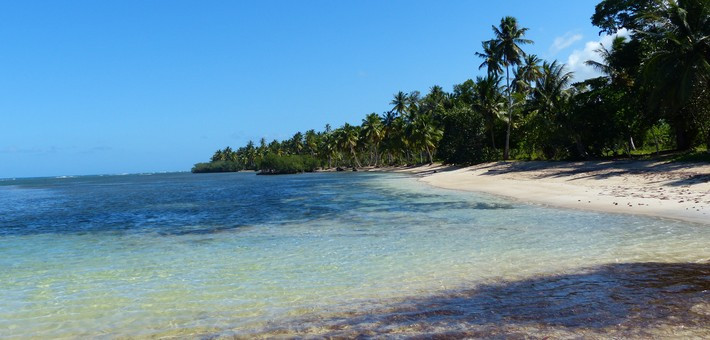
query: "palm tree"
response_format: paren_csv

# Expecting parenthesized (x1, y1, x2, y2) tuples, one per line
(380, 111, 399, 165)
(406, 91, 421, 121)
(533, 61, 574, 114)
(258, 138, 267, 159)
(513, 54, 543, 94)
(475, 40, 503, 76)
(336, 124, 362, 168)
(391, 91, 408, 117)
(408, 114, 443, 164)
(211, 149, 224, 162)
(489, 16, 533, 160)
(305, 129, 318, 156)
(290, 132, 304, 155)
(640, 0, 710, 150)
(361, 113, 384, 166)
(474, 75, 505, 151)
(522, 61, 575, 159)
(245, 140, 256, 169)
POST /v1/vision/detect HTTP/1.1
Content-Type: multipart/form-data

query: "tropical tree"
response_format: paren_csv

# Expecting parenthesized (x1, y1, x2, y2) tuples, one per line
(526, 61, 575, 158)
(361, 113, 384, 166)
(485, 16, 533, 159)
(473, 75, 505, 151)
(475, 40, 503, 76)
(408, 114, 443, 163)
(304, 129, 319, 157)
(513, 54, 543, 94)
(391, 91, 409, 117)
(640, 0, 710, 149)
(335, 123, 362, 168)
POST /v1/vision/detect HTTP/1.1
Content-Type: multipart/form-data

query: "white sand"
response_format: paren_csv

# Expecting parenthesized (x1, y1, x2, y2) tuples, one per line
(377, 161, 710, 225)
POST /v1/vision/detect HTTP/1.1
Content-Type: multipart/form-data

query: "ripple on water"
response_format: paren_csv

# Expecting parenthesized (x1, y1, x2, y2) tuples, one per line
(0, 172, 708, 338)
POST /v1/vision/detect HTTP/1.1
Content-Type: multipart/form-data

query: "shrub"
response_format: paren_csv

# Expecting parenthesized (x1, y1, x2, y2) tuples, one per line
(438, 106, 496, 164)
(191, 161, 243, 173)
(258, 154, 319, 174)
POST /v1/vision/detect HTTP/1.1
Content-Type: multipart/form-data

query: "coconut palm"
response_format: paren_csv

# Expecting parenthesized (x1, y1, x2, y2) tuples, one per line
(290, 132, 304, 155)
(533, 61, 574, 113)
(640, 0, 710, 149)
(390, 91, 408, 117)
(513, 54, 543, 94)
(361, 113, 384, 166)
(407, 114, 443, 164)
(474, 75, 505, 151)
(489, 16, 533, 160)
(304, 129, 318, 157)
(335, 124, 362, 168)
(475, 40, 503, 77)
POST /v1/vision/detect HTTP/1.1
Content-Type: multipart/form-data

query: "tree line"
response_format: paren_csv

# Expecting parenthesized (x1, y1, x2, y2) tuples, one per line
(193, 0, 709, 173)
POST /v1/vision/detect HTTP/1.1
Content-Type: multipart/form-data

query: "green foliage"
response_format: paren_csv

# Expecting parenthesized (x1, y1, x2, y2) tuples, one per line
(438, 106, 496, 164)
(259, 154, 319, 174)
(591, 0, 658, 34)
(191, 161, 243, 173)
(669, 148, 710, 163)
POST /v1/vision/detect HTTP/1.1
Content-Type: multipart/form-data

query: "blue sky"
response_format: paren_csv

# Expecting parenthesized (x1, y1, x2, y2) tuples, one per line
(1, 0, 617, 178)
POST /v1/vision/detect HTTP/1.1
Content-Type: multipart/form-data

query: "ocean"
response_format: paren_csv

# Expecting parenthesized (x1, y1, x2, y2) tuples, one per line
(1, 172, 708, 338)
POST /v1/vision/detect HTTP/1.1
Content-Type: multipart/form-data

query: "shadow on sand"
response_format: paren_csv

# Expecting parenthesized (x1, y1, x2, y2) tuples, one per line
(251, 261, 709, 338)
(470, 160, 709, 185)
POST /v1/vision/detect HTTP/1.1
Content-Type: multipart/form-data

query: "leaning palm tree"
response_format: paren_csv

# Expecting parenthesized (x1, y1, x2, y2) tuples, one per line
(489, 16, 533, 160)
(584, 36, 632, 86)
(336, 124, 362, 168)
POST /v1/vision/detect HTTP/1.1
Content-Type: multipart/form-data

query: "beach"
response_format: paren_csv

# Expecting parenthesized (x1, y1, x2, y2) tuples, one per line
(379, 161, 710, 225)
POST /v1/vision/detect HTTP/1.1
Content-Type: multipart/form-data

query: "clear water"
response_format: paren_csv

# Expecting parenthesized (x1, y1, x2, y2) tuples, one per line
(0, 172, 708, 338)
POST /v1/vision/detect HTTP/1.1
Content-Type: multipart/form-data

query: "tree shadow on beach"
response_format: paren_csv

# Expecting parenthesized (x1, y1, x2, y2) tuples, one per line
(251, 261, 710, 338)
(471, 160, 709, 186)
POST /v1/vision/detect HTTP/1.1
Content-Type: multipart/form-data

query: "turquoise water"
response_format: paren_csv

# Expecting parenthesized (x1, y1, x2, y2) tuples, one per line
(0, 172, 708, 338)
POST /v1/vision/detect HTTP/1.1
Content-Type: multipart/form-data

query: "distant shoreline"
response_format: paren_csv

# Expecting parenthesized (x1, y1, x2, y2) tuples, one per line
(368, 161, 710, 226)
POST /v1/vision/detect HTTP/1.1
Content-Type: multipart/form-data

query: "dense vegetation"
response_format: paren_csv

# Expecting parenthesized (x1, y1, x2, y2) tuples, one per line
(193, 0, 709, 174)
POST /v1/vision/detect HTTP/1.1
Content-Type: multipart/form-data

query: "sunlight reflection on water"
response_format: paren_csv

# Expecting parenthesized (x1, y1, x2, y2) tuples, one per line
(0, 172, 708, 338)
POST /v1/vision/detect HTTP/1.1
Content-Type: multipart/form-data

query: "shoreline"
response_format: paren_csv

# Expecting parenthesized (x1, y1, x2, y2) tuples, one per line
(369, 161, 710, 225)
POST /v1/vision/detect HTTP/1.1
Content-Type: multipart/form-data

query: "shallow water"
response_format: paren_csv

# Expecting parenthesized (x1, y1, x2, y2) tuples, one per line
(0, 172, 708, 338)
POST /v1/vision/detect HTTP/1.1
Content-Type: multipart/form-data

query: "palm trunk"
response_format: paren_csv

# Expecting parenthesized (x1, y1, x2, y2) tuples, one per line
(425, 145, 433, 164)
(574, 135, 587, 159)
(373, 144, 379, 167)
(504, 62, 512, 160)
(350, 147, 362, 168)
(490, 129, 497, 151)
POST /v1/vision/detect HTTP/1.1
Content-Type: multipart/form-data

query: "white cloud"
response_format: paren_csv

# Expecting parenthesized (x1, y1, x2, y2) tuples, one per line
(565, 29, 630, 82)
(550, 32, 583, 55)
